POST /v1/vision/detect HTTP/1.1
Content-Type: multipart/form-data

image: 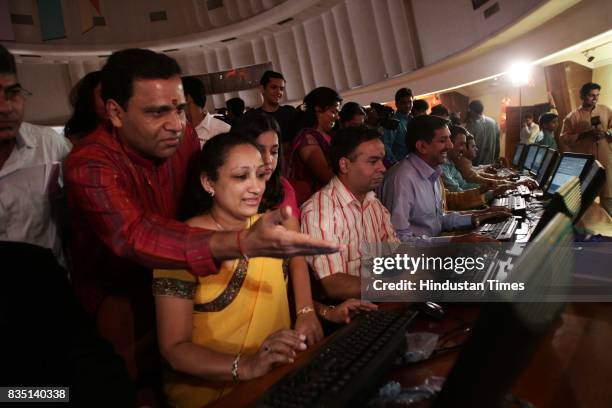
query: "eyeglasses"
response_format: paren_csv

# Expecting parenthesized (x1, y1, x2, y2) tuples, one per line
(1, 84, 32, 102)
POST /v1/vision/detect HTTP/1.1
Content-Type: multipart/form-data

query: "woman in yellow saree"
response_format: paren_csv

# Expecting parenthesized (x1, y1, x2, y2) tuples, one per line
(153, 134, 306, 407)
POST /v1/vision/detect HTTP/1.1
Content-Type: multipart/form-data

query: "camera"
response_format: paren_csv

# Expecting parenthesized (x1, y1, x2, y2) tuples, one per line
(370, 102, 400, 131)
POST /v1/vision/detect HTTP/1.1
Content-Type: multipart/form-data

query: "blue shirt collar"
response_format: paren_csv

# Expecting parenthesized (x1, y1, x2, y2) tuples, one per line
(407, 153, 441, 183)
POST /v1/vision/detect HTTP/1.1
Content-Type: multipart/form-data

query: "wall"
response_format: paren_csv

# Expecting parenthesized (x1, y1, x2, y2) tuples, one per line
(17, 63, 72, 125)
(9, 0, 611, 125)
(593, 64, 612, 109)
(410, 0, 545, 66)
(8, 0, 285, 45)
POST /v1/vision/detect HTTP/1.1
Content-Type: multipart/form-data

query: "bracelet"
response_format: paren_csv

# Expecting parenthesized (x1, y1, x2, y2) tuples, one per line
(236, 230, 249, 261)
(231, 353, 241, 382)
(297, 306, 315, 316)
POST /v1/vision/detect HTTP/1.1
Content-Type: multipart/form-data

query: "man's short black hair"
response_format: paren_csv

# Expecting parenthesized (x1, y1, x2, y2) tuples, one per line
(412, 99, 429, 113)
(523, 113, 534, 120)
(538, 112, 558, 127)
(395, 87, 413, 103)
(430, 104, 449, 117)
(468, 100, 484, 115)
(405, 115, 450, 153)
(0, 44, 17, 75)
(260, 70, 285, 87)
(182, 76, 206, 108)
(339, 102, 366, 124)
(449, 124, 469, 144)
(329, 125, 382, 175)
(580, 82, 601, 98)
(226, 97, 245, 116)
(101, 48, 182, 110)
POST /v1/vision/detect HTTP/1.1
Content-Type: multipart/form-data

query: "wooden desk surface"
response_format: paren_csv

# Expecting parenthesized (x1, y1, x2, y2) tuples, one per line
(212, 303, 612, 407)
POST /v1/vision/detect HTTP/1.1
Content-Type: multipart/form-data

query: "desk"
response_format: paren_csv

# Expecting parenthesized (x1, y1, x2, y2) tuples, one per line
(211, 204, 611, 407)
(212, 303, 612, 407)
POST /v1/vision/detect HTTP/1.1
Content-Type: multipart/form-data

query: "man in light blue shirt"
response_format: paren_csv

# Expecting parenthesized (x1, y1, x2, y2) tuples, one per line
(380, 115, 509, 241)
(383, 88, 413, 164)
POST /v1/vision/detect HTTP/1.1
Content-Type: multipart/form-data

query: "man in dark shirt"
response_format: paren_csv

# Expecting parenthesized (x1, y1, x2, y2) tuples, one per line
(243, 70, 297, 144)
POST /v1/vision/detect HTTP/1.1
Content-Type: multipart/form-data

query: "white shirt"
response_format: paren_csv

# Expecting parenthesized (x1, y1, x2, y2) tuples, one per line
(520, 122, 540, 144)
(0, 122, 72, 262)
(194, 113, 231, 147)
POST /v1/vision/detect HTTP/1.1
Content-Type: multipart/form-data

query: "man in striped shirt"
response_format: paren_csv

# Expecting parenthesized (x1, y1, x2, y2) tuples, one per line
(302, 125, 399, 300)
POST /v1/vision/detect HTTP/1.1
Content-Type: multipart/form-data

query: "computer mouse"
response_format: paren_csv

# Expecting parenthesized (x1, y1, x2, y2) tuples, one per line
(412, 301, 445, 321)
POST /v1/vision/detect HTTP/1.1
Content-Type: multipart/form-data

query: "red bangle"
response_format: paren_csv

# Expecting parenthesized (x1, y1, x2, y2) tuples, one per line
(236, 229, 249, 261)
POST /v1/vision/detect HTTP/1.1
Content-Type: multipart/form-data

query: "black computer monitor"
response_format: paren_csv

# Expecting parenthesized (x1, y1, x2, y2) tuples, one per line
(530, 145, 547, 175)
(575, 159, 605, 223)
(433, 213, 574, 408)
(531, 176, 581, 241)
(512, 143, 525, 168)
(536, 149, 558, 187)
(523, 144, 539, 172)
(545, 153, 593, 195)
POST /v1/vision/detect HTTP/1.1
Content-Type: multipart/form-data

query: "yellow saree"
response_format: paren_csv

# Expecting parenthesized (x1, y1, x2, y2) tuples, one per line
(153, 215, 290, 407)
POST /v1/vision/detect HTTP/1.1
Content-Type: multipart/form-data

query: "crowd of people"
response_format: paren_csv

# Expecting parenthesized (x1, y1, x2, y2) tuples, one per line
(1, 42, 611, 407)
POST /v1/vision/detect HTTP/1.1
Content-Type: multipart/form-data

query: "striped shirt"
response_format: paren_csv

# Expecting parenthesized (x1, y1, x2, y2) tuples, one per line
(301, 177, 399, 279)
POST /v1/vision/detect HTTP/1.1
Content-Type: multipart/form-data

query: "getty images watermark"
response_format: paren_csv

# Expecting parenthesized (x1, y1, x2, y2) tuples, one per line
(357, 242, 612, 303)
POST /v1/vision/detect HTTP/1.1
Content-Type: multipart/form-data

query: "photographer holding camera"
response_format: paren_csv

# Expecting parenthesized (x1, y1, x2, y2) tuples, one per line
(381, 88, 414, 164)
(561, 82, 612, 197)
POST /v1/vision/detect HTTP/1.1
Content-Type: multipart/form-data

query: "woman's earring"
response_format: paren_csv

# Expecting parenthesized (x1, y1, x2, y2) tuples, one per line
(209, 189, 215, 197)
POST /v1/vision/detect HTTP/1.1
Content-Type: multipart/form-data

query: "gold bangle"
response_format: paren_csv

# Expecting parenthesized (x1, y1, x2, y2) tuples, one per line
(296, 306, 315, 316)
(231, 353, 241, 382)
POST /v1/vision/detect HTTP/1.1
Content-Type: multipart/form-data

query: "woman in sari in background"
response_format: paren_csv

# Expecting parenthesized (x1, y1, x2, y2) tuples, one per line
(286, 86, 342, 205)
(153, 133, 305, 407)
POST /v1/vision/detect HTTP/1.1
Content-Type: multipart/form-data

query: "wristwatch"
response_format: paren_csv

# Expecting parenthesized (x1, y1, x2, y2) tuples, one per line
(472, 216, 481, 229)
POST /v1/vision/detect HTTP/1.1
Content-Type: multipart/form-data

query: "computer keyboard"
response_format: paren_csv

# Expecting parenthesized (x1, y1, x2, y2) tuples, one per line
(479, 217, 519, 241)
(492, 196, 527, 211)
(257, 310, 417, 407)
(516, 185, 531, 196)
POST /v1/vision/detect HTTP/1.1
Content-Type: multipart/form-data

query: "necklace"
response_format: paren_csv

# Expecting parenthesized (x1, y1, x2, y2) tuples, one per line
(209, 212, 224, 231)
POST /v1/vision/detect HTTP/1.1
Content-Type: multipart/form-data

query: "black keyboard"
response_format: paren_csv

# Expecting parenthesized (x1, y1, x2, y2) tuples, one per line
(479, 217, 519, 241)
(257, 310, 417, 407)
(492, 195, 526, 212)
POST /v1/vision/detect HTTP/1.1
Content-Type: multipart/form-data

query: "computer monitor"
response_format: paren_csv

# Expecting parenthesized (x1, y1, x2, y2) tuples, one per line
(512, 143, 525, 168)
(530, 145, 547, 175)
(433, 213, 574, 408)
(523, 144, 539, 172)
(545, 153, 593, 195)
(531, 176, 581, 241)
(536, 149, 558, 187)
(575, 159, 605, 223)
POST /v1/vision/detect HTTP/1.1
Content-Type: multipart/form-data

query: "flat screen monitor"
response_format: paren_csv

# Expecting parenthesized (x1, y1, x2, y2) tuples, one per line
(546, 153, 592, 195)
(575, 160, 605, 223)
(536, 149, 556, 186)
(512, 143, 525, 167)
(434, 213, 574, 408)
(531, 145, 547, 174)
(580, 159, 603, 194)
(523, 144, 539, 171)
